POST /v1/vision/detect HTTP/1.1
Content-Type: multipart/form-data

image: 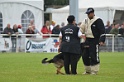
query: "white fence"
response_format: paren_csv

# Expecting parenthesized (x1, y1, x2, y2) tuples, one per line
(0, 34, 124, 53)
(100, 34, 124, 52)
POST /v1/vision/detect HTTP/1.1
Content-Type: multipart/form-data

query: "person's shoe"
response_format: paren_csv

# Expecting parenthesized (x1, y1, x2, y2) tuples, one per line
(90, 72, 97, 75)
(82, 72, 91, 75)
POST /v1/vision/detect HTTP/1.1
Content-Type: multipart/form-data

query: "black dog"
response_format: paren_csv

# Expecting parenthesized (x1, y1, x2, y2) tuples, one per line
(42, 53, 64, 74)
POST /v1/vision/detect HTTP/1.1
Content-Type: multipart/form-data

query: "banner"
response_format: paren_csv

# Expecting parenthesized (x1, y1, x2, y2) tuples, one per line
(0, 38, 12, 51)
(25, 38, 59, 53)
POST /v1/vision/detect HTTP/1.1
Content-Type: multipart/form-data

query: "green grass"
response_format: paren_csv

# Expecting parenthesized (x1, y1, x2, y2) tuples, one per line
(0, 52, 124, 82)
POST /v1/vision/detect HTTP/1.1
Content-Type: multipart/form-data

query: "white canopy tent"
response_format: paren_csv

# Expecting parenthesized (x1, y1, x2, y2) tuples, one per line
(0, 0, 44, 33)
(51, 0, 124, 25)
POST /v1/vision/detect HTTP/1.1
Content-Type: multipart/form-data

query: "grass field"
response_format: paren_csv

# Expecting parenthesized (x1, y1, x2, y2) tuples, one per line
(0, 52, 124, 82)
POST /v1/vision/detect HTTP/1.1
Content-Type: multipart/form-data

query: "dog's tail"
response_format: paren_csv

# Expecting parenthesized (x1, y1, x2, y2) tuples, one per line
(42, 58, 54, 64)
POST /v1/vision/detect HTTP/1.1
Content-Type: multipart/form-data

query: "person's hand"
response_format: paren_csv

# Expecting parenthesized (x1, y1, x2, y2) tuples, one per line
(58, 48, 60, 53)
(99, 42, 105, 46)
(82, 35, 86, 41)
(8, 32, 11, 35)
(58, 46, 60, 53)
(31, 27, 34, 31)
(16, 32, 19, 35)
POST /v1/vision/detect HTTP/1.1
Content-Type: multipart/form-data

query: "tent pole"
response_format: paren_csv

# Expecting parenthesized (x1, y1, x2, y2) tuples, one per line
(69, 0, 79, 24)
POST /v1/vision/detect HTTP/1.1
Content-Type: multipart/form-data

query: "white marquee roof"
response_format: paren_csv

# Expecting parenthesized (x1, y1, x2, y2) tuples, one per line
(52, 0, 124, 12)
(0, 0, 44, 10)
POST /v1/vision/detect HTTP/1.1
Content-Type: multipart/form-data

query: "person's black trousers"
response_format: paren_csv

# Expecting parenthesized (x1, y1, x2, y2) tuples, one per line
(63, 52, 80, 74)
(82, 38, 100, 66)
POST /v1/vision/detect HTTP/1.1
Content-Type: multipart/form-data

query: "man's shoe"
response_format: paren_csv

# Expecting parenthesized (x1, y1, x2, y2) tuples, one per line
(82, 72, 91, 75)
(90, 72, 97, 75)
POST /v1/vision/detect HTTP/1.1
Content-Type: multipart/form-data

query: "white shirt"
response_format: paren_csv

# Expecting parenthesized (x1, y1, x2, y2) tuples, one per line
(50, 25, 55, 31)
(18, 29, 23, 34)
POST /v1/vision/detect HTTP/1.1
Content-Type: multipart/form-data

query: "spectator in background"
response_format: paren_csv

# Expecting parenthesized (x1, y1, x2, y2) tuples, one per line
(50, 21, 56, 30)
(3, 24, 13, 37)
(109, 23, 119, 35)
(61, 22, 65, 27)
(105, 21, 111, 29)
(105, 21, 112, 34)
(17, 25, 23, 52)
(111, 24, 115, 29)
(52, 25, 60, 36)
(29, 20, 35, 26)
(11, 24, 18, 52)
(32, 25, 40, 34)
(41, 21, 52, 38)
(12, 24, 18, 33)
(18, 25, 23, 34)
(32, 25, 42, 38)
(119, 24, 124, 35)
(26, 26, 34, 38)
(122, 22, 124, 26)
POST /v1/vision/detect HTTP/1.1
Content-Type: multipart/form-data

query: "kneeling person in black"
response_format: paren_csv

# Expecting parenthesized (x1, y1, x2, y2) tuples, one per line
(59, 15, 83, 74)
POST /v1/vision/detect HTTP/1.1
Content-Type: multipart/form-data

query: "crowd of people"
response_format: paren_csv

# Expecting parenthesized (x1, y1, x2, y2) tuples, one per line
(40, 20, 124, 38)
(1, 20, 65, 38)
(105, 21, 124, 35)
(1, 19, 124, 39)
(0, 19, 64, 51)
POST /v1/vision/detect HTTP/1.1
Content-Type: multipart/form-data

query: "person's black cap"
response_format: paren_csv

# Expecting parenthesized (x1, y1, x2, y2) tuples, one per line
(85, 8, 94, 14)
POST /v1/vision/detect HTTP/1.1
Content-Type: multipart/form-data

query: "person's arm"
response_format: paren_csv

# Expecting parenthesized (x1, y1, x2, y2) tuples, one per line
(58, 32, 62, 52)
(78, 29, 86, 43)
(78, 29, 84, 38)
(96, 19, 106, 46)
(80, 20, 86, 34)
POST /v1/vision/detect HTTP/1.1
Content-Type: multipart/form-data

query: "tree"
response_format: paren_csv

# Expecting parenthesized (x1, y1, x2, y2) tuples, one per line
(44, 0, 69, 10)
(44, 0, 69, 22)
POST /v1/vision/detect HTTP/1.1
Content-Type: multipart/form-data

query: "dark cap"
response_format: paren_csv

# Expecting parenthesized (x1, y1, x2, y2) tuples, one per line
(85, 8, 94, 14)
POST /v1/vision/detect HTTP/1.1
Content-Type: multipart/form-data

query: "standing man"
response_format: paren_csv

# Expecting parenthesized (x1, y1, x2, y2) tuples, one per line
(59, 15, 83, 75)
(3, 24, 13, 37)
(80, 8, 105, 75)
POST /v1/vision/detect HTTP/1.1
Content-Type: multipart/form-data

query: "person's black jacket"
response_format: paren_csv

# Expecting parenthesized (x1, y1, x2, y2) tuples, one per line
(119, 28, 124, 36)
(91, 18, 106, 43)
(105, 26, 112, 34)
(60, 24, 81, 54)
(52, 27, 60, 34)
(3, 27, 13, 38)
(12, 28, 18, 38)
